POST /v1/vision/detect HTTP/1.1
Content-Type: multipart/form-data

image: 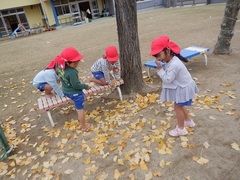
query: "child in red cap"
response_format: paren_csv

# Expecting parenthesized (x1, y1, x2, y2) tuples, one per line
(57, 47, 92, 132)
(89, 46, 121, 87)
(150, 35, 199, 137)
(33, 59, 64, 98)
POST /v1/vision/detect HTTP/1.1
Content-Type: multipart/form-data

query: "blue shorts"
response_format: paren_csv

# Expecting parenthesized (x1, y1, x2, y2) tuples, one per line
(65, 92, 84, 110)
(37, 82, 47, 92)
(92, 71, 104, 80)
(175, 99, 192, 106)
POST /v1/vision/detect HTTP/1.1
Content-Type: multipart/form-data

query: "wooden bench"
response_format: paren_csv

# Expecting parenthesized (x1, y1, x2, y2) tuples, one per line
(178, 0, 196, 6)
(37, 79, 124, 127)
(144, 46, 210, 77)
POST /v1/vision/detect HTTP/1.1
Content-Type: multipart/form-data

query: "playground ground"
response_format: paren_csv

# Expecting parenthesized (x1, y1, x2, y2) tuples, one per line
(0, 3, 240, 180)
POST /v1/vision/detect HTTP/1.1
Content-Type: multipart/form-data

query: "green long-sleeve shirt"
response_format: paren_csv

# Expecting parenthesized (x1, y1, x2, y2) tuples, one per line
(58, 66, 88, 94)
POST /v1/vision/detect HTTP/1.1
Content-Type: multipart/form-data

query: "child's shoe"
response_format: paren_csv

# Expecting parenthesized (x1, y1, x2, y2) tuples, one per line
(184, 119, 196, 127)
(169, 126, 188, 137)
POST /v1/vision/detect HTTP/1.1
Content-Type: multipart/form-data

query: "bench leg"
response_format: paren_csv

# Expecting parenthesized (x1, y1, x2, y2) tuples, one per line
(203, 53, 208, 66)
(46, 111, 55, 127)
(117, 86, 123, 101)
(147, 68, 151, 77)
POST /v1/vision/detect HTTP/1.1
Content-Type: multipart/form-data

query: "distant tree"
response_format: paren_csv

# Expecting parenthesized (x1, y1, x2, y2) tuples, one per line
(213, 0, 240, 54)
(114, 0, 146, 94)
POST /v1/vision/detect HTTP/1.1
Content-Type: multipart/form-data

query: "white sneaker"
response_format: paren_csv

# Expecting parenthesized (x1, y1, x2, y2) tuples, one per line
(184, 119, 196, 127)
(169, 126, 188, 137)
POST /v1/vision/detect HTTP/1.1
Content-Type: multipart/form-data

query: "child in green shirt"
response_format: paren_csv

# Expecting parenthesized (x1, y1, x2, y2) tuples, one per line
(57, 47, 92, 132)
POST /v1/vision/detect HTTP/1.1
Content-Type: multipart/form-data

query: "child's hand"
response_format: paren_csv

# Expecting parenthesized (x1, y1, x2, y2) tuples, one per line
(109, 81, 115, 88)
(155, 60, 163, 69)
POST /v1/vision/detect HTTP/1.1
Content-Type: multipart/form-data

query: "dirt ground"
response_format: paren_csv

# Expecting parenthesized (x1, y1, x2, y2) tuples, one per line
(0, 3, 240, 180)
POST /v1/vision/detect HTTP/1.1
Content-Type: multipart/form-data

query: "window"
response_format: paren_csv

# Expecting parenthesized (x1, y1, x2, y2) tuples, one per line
(53, 0, 60, 5)
(61, 0, 68, 4)
(55, 5, 70, 16)
(62, 5, 70, 14)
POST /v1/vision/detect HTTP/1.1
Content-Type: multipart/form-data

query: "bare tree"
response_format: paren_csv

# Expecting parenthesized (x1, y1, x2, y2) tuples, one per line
(213, 0, 240, 54)
(114, 0, 147, 95)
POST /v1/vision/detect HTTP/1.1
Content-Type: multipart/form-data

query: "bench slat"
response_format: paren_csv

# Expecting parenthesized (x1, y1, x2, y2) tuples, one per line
(51, 96, 58, 106)
(82, 89, 88, 96)
(93, 84, 102, 92)
(37, 79, 124, 127)
(46, 97, 54, 109)
(38, 98, 44, 110)
(42, 97, 49, 110)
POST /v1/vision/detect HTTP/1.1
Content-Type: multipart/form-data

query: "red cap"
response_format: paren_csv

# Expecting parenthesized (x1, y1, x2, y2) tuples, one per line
(105, 46, 119, 62)
(150, 35, 180, 55)
(61, 47, 83, 62)
(47, 59, 57, 69)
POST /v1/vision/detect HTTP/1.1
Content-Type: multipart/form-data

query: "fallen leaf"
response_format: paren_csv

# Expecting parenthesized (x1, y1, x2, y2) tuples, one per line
(64, 169, 73, 174)
(153, 170, 161, 177)
(83, 157, 91, 164)
(114, 169, 122, 180)
(139, 159, 148, 170)
(203, 142, 210, 149)
(145, 171, 153, 180)
(197, 157, 209, 165)
(231, 143, 240, 151)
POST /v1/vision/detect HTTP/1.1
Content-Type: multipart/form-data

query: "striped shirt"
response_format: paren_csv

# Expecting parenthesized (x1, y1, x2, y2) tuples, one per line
(91, 58, 120, 84)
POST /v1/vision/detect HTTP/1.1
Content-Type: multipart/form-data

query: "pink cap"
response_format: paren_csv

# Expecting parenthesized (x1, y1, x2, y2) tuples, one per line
(150, 35, 180, 55)
(61, 47, 83, 62)
(105, 46, 119, 62)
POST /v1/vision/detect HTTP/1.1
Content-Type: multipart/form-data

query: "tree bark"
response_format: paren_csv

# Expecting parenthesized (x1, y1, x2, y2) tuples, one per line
(213, 0, 240, 54)
(114, 0, 145, 94)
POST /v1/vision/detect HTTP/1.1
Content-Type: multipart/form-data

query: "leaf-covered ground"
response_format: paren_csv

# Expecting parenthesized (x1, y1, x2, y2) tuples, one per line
(0, 4, 239, 180)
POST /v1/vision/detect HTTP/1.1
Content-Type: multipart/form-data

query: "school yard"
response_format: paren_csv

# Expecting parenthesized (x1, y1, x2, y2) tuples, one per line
(0, 3, 240, 180)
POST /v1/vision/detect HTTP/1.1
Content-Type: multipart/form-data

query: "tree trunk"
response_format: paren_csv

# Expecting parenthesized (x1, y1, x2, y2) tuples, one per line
(213, 0, 240, 54)
(114, 0, 145, 94)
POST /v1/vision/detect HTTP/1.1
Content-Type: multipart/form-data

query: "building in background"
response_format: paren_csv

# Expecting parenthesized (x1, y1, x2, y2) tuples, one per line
(0, 0, 115, 36)
(0, 0, 226, 37)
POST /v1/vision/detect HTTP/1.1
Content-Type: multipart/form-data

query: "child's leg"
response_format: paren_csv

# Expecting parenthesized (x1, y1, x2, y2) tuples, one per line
(44, 84, 54, 97)
(76, 109, 92, 131)
(89, 77, 107, 86)
(183, 106, 190, 121)
(183, 106, 196, 127)
(169, 104, 188, 136)
(174, 104, 185, 129)
(89, 72, 107, 86)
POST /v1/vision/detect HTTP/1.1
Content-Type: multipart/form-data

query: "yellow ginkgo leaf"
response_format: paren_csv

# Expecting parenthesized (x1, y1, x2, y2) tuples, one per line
(166, 161, 171, 166)
(153, 170, 161, 177)
(197, 157, 209, 165)
(96, 171, 108, 180)
(83, 157, 91, 164)
(203, 142, 210, 149)
(0, 162, 8, 174)
(209, 116, 216, 120)
(62, 157, 69, 164)
(226, 111, 236, 116)
(114, 169, 122, 180)
(231, 143, 240, 150)
(159, 160, 165, 168)
(9, 161, 15, 167)
(192, 156, 199, 162)
(220, 82, 232, 87)
(139, 160, 148, 170)
(144, 154, 150, 162)
(117, 159, 124, 166)
(64, 169, 73, 174)
(145, 172, 153, 180)
(31, 162, 39, 170)
(129, 164, 137, 171)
